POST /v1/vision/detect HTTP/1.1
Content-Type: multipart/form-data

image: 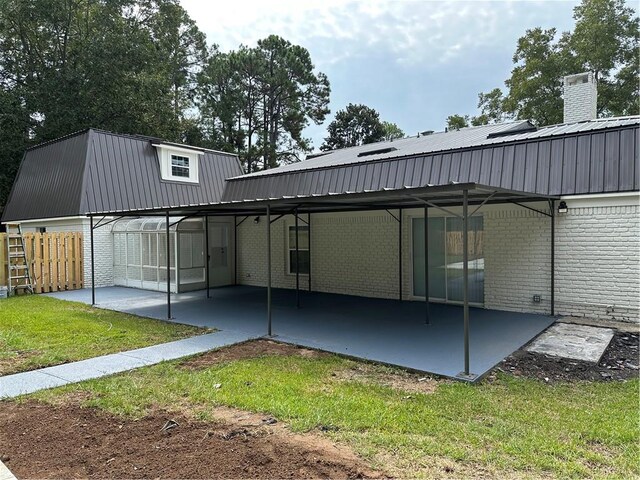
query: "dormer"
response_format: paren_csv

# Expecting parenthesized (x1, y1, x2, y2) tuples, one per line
(153, 143, 204, 184)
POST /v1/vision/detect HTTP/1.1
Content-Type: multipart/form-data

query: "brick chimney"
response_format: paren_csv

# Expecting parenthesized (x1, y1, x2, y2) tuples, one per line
(563, 72, 597, 123)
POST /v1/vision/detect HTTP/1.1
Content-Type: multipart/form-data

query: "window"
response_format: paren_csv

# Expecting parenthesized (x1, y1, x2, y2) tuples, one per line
(287, 225, 309, 275)
(412, 215, 484, 304)
(171, 155, 190, 178)
(153, 144, 202, 183)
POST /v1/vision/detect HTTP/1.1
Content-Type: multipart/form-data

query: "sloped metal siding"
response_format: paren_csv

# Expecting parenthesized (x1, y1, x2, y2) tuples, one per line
(81, 131, 243, 214)
(222, 125, 639, 202)
(2, 132, 89, 222)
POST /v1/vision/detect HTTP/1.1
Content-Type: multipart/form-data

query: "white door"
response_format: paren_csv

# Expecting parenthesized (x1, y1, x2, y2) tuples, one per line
(208, 221, 233, 287)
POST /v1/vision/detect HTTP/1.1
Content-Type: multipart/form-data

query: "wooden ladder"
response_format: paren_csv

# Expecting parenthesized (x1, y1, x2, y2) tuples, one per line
(5, 223, 34, 295)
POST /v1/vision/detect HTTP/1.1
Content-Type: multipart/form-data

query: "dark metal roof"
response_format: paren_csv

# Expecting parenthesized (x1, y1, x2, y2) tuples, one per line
(2, 129, 243, 222)
(223, 118, 639, 203)
(234, 116, 639, 178)
(3, 117, 637, 222)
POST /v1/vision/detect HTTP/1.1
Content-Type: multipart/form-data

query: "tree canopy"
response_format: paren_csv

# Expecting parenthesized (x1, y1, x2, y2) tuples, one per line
(0, 0, 209, 206)
(381, 121, 405, 141)
(320, 103, 402, 151)
(447, 0, 639, 127)
(197, 35, 330, 172)
(0, 0, 331, 205)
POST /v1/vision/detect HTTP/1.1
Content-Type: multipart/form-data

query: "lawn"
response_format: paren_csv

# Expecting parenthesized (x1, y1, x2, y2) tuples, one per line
(28, 342, 639, 479)
(0, 295, 204, 375)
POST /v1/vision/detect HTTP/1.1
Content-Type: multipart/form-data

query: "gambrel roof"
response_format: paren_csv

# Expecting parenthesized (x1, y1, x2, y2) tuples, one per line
(2, 129, 243, 222)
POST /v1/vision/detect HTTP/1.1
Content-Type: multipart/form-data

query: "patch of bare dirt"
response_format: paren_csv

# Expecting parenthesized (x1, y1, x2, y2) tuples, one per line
(181, 339, 440, 395)
(179, 339, 328, 370)
(493, 331, 639, 383)
(0, 350, 42, 376)
(333, 363, 441, 395)
(0, 401, 382, 479)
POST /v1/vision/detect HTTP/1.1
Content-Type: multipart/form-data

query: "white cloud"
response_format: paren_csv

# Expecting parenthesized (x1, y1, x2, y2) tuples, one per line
(179, 0, 557, 67)
(179, 0, 581, 149)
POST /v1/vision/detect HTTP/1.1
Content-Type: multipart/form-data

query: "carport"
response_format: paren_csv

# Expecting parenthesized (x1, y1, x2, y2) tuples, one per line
(86, 182, 559, 382)
(7, 123, 636, 381)
(50, 284, 554, 380)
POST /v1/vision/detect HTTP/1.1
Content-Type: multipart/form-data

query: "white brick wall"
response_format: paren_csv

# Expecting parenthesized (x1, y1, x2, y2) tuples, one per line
(236, 201, 640, 324)
(81, 220, 114, 288)
(237, 211, 400, 299)
(484, 208, 552, 314)
(555, 205, 639, 322)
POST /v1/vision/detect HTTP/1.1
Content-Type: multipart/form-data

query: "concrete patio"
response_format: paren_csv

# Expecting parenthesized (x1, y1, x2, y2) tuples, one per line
(48, 286, 555, 380)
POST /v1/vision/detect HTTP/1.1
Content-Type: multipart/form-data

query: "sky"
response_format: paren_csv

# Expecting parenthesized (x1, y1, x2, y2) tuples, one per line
(180, 0, 581, 151)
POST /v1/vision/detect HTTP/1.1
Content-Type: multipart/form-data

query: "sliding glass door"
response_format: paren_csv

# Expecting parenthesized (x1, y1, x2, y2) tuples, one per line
(412, 216, 484, 304)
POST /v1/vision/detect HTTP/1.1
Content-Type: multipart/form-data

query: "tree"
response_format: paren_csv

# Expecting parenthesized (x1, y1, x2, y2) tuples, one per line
(0, 0, 209, 205)
(474, 88, 511, 125)
(446, 114, 469, 130)
(570, 0, 639, 116)
(445, 0, 639, 127)
(256, 35, 331, 169)
(320, 103, 386, 151)
(197, 35, 330, 172)
(502, 27, 572, 125)
(381, 121, 405, 141)
(0, 87, 30, 208)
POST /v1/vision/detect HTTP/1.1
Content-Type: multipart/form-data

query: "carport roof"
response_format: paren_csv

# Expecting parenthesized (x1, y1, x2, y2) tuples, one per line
(82, 182, 558, 218)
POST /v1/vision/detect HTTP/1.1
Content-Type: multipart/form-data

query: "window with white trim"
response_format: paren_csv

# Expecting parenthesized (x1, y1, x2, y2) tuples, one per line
(171, 154, 191, 178)
(287, 225, 309, 275)
(154, 144, 201, 183)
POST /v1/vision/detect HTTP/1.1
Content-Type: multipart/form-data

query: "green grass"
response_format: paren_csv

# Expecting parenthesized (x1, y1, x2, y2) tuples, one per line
(0, 295, 204, 375)
(28, 350, 640, 479)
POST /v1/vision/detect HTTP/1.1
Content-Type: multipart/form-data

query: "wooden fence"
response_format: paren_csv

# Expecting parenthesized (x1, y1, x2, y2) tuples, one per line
(0, 232, 84, 293)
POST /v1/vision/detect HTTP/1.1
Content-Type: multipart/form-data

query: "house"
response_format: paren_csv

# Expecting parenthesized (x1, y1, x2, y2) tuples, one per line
(2, 73, 639, 379)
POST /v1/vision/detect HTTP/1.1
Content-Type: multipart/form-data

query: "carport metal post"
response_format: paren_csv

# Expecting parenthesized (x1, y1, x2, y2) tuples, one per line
(424, 205, 430, 324)
(166, 211, 171, 319)
(90, 215, 95, 306)
(462, 189, 470, 376)
(267, 204, 272, 336)
(398, 207, 402, 301)
(205, 215, 210, 299)
(308, 213, 312, 292)
(550, 200, 555, 316)
(295, 208, 300, 308)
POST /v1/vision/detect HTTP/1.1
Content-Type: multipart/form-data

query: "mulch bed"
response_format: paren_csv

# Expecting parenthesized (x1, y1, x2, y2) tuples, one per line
(494, 331, 639, 383)
(0, 402, 379, 479)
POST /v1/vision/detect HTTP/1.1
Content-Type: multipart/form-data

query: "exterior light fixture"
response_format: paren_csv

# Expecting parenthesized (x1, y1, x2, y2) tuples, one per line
(253, 216, 260, 224)
(558, 201, 568, 213)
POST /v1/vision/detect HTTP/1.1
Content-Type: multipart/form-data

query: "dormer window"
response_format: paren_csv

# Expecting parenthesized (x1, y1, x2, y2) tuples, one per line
(153, 143, 203, 183)
(171, 154, 191, 178)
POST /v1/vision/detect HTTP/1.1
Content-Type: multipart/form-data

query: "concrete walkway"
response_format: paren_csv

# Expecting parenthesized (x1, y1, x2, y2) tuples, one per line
(0, 330, 254, 399)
